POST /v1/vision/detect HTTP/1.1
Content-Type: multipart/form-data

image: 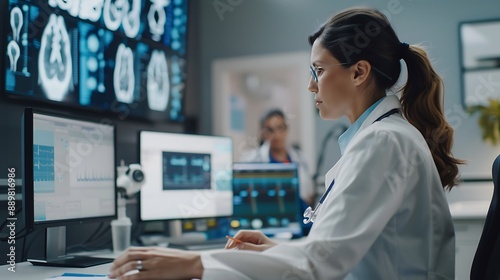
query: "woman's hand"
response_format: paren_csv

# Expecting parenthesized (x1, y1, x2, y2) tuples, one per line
(108, 246, 202, 279)
(225, 230, 277, 252)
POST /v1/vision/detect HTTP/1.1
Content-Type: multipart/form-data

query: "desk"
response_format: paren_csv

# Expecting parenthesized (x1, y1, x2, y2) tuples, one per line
(0, 248, 227, 280)
(0, 261, 112, 279)
(446, 181, 492, 280)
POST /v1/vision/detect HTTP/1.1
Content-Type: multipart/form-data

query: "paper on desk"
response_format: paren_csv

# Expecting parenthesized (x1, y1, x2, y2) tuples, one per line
(46, 271, 140, 280)
(45, 272, 112, 279)
(46, 277, 110, 280)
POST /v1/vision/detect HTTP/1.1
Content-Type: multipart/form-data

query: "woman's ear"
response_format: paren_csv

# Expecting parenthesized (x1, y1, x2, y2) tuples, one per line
(351, 60, 371, 86)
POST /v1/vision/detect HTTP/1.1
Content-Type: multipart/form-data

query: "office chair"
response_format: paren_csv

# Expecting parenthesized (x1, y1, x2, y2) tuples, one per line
(470, 154, 500, 280)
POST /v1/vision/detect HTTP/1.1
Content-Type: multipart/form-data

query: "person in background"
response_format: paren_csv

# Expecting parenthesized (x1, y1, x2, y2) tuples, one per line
(109, 7, 462, 279)
(240, 108, 315, 206)
(239, 108, 315, 236)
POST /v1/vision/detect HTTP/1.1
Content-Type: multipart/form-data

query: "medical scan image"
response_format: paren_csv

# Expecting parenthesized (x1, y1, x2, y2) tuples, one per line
(148, 0, 168, 41)
(103, 0, 141, 38)
(147, 50, 170, 111)
(38, 14, 73, 102)
(4, 0, 188, 122)
(114, 43, 135, 104)
(7, 7, 23, 72)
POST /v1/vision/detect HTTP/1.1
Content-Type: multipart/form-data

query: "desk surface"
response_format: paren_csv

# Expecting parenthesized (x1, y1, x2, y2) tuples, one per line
(0, 261, 112, 279)
(0, 248, 226, 279)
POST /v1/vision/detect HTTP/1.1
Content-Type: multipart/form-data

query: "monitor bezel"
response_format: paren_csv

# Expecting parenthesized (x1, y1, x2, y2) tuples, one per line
(137, 129, 234, 222)
(22, 107, 118, 230)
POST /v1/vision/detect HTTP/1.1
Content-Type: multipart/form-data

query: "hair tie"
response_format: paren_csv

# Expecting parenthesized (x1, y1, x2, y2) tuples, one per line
(399, 42, 409, 59)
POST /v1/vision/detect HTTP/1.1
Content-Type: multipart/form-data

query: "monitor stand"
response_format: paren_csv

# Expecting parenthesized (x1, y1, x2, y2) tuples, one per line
(168, 220, 183, 239)
(27, 226, 114, 268)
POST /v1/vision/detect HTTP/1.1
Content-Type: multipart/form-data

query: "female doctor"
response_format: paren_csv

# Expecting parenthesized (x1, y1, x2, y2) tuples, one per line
(109, 7, 462, 280)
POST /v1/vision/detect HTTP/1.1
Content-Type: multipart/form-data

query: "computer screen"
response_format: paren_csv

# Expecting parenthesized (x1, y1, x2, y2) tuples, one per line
(230, 162, 303, 237)
(139, 131, 233, 221)
(22, 107, 116, 267)
(4, 0, 188, 122)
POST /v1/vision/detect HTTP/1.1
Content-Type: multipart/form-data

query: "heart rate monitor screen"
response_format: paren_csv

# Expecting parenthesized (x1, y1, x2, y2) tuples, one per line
(4, 0, 188, 122)
(229, 163, 303, 237)
(162, 151, 211, 190)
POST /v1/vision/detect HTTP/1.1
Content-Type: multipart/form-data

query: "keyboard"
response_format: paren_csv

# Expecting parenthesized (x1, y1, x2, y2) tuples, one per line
(28, 255, 114, 268)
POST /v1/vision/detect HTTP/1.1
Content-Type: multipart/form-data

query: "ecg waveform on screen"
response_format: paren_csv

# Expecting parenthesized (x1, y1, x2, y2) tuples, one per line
(171, 173, 205, 184)
(232, 174, 298, 217)
(76, 171, 114, 182)
(68, 143, 115, 187)
(33, 145, 55, 182)
(162, 151, 211, 190)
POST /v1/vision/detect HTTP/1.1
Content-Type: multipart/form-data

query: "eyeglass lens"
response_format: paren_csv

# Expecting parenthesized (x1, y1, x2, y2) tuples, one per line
(309, 66, 318, 82)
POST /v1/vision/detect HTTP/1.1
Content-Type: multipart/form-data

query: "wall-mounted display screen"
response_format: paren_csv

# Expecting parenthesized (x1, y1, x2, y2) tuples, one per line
(4, 0, 188, 122)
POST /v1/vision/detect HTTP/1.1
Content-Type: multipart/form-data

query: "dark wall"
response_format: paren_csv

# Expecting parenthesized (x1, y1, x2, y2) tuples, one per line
(0, 0, 202, 263)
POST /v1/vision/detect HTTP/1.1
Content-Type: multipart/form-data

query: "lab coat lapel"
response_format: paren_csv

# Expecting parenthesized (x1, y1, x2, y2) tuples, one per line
(324, 157, 344, 190)
(323, 95, 401, 187)
(323, 95, 401, 190)
(351, 95, 401, 143)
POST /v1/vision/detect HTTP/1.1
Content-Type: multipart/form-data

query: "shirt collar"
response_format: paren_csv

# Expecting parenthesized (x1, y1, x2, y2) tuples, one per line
(338, 97, 385, 156)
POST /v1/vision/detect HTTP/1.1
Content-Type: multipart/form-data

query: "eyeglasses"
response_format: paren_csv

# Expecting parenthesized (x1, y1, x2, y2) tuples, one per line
(309, 65, 319, 83)
(309, 63, 350, 83)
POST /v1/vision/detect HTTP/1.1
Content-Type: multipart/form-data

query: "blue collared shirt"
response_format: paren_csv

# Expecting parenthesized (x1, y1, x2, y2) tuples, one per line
(338, 98, 385, 156)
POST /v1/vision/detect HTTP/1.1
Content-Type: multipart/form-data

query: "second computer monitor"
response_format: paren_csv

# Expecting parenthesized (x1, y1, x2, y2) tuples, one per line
(230, 162, 303, 238)
(139, 131, 233, 221)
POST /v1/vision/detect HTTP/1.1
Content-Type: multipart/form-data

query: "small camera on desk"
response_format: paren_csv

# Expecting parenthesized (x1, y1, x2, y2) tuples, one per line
(116, 161, 145, 199)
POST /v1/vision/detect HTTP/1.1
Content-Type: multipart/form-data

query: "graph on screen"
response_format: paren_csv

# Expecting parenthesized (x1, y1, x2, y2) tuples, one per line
(33, 145, 55, 182)
(162, 151, 211, 190)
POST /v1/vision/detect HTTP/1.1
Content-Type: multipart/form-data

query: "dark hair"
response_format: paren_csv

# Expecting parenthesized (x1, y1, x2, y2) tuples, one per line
(259, 108, 287, 146)
(260, 108, 286, 129)
(308, 7, 463, 190)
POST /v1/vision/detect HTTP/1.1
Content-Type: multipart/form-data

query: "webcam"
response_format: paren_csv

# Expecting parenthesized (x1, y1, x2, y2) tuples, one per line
(116, 161, 145, 199)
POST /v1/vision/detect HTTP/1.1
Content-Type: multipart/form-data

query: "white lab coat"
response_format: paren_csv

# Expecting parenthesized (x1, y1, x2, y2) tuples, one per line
(238, 141, 315, 203)
(201, 95, 455, 280)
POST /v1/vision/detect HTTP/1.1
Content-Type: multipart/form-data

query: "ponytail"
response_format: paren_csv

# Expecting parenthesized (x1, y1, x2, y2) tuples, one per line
(400, 45, 464, 190)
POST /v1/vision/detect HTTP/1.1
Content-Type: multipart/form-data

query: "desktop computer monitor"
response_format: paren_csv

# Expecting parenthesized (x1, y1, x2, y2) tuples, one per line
(229, 162, 303, 238)
(22, 108, 116, 267)
(139, 131, 233, 222)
